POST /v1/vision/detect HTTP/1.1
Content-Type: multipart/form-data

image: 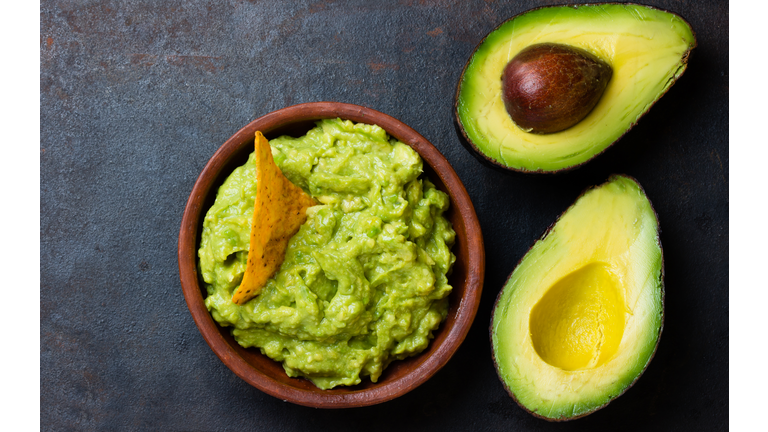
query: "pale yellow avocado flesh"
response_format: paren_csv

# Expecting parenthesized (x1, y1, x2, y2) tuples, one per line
(491, 176, 663, 419)
(530, 262, 626, 372)
(456, 4, 696, 172)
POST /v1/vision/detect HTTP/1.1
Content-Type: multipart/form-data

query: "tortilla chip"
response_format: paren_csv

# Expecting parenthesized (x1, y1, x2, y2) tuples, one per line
(232, 131, 316, 305)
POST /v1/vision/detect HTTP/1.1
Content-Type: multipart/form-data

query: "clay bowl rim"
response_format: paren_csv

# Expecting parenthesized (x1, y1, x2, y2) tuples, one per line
(178, 102, 485, 408)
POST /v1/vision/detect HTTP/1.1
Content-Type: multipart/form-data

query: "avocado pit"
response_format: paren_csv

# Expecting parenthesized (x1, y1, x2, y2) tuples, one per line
(501, 43, 612, 134)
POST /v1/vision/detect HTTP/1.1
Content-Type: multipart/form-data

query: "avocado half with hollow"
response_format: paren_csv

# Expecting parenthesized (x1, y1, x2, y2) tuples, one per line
(491, 175, 664, 420)
(455, 4, 696, 173)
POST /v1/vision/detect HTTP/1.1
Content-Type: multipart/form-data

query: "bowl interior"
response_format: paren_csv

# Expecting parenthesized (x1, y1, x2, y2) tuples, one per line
(179, 102, 483, 408)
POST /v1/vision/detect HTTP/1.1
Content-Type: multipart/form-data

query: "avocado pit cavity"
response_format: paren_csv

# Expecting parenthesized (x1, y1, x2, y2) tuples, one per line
(501, 43, 612, 134)
(529, 262, 626, 371)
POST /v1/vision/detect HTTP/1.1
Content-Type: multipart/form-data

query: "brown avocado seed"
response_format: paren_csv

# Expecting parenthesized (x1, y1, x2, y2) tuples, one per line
(501, 43, 613, 134)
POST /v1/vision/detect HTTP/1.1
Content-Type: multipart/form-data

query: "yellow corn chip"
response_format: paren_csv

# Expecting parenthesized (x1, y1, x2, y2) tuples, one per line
(232, 131, 316, 305)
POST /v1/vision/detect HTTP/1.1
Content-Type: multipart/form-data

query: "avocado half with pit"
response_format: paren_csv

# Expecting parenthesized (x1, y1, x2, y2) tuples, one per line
(455, 4, 696, 173)
(491, 175, 663, 420)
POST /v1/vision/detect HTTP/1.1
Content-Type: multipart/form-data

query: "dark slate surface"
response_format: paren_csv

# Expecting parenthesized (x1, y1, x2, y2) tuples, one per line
(40, 1, 728, 430)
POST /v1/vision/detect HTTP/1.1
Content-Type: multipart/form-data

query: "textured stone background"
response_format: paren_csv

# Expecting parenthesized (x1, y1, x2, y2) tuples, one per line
(41, 1, 728, 430)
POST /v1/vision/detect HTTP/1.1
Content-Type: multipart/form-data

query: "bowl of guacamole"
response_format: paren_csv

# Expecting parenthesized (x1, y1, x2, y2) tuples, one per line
(179, 102, 484, 408)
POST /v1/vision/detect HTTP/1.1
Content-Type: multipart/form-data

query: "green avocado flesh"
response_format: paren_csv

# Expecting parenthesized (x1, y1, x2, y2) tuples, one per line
(491, 175, 663, 420)
(199, 119, 456, 389)
(456, 4, 696, 172)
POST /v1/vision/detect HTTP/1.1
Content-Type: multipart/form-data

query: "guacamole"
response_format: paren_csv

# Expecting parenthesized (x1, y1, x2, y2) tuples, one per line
(198, 118, 456, 389)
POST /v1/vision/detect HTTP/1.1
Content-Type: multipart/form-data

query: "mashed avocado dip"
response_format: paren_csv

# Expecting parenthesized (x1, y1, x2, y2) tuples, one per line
(198, 119, 456, 389)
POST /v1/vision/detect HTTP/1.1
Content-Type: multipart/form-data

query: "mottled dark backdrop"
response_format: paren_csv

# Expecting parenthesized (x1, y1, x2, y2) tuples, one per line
(40, 1, 728, 430)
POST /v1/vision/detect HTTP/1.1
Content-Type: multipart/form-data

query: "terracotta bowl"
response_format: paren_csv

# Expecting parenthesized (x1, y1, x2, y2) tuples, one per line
(178, 102, 484, 408)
